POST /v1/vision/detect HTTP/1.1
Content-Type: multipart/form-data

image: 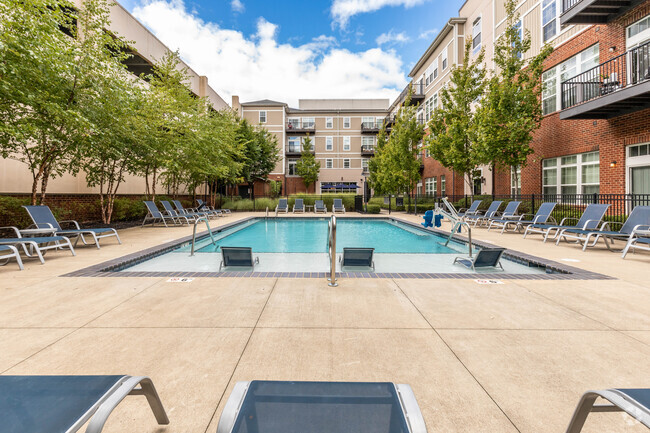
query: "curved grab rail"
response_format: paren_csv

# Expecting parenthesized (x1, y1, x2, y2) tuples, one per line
(439, 198, 472, 257)
(328, 215, 337, 286)
(190, 217, 216, 256)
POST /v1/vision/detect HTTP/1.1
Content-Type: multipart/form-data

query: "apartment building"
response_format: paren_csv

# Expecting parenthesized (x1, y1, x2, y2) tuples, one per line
(407, 0, 650, 198)
(233, 97, 389, 198)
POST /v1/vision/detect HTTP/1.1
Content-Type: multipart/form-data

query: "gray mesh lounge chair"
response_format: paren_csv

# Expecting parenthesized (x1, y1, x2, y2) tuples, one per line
(453, 247, 506, 271)
(333, 199, 346, 214)
(196, 199, 224, 216)
(488, 202, 556, 234)
(23, 205, 121, 249)
(523, 204, 610, 242)
(339, 248, 375, 270)
(475, 201, 521, 227)
(557, 205, 650, 251)
(276, 199, 288, 213)
(0, 226, 75, 263)
(0, 375, 169, 433)
(293, 198, 305, 213)
(160, 201, 194, 225)
(219, 247, 259, 271)
(622, 229, 650, 258)
(142, 201, 179, 227)
(458, 200, 482, 218)
(172, 200, 213, 220)
(0, 245, 24, 270)
(565, 388, 650, 433)
(464, 201, 502, 227)
(314, 200, 327, 213)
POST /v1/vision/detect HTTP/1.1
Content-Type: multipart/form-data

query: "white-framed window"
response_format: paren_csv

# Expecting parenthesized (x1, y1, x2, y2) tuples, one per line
(362, 116, 375, 129)
(259, 111, 267, 123)
(433, 58, 439, 80)
(325, 136, 333, 151)
(325, 158, 333, 169)
(425, 177, 436, 196)
(424, 98, 432, 122)
(343, 117, 351, 128)
(543, 151, 600, 195)
(326, 117, 333, 129)
(441, 48, 448, 70)
(288, 136, 302, 152)
(511, 166, 521, 196)
(542, 44, 600, 115)
(542, 0, 558, 43)
(288, 159, 298, 176)
(362, 158, 369, 173)
(627, 143, 650, 195)
(440, 175, 446, 196)
(627, 15, 650, 48)
(343, 158, 351, 169)
(362, 136, 374, 150)
(472, 17, 482, 54)
(343, 136, 351, 151)
(302, 117, 315, 128)
(287, 117, 300, 129)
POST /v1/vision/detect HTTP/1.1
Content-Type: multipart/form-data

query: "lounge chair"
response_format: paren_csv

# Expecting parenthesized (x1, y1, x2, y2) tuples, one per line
(142, 201, 179, 227)
(293, 198, 305, 213)
(339, 248, 375, 270)
(464, 201, 503, 227)
(557, 205, 650, 251)
(160, 201, 194, 225)
(23, 205, 121, 249)
(476, 201, 521, 227)
(333, 199, 346, 214)
(0, 226, 75, 263)
(488, 202, 557, 234)
(0, 375, 169, 433)
(0, 245, 24, 270)
(197, 199, 225, 216)
(314, 200, 327, 213)
(276, 199, 289, 214)
(621, 228, 650, 258)
(523, 203, 610, 242)
(453, 247, 506, 271)
(172, 200, 214, 220)
(458, 200, 482, 218)
(219, 246, 259, 271)
(565, 388, 650, 433)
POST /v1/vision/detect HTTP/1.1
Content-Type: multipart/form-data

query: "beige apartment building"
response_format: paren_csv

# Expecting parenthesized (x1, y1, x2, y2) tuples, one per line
(232, 97, 389, 198)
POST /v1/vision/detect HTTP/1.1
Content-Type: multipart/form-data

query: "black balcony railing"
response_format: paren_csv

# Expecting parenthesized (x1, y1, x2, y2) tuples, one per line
(561, 41, 650, 110)
(394, 82, 426, 107)
(361, 144, 375, 154)
(285, 145, 314, 154)
(361, 121, 383, 131)
(286, 121, 316, 132)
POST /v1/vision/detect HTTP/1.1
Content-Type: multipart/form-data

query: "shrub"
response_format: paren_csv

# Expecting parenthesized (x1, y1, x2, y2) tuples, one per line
(254, 197, 279, 211)
(366, 204, 381, 214)
(0, 196, 32, 228)
(108, 197, 146, 222)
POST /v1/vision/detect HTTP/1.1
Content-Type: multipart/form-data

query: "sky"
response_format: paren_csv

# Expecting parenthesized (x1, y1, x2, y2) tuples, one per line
(119, 0, 463, 106)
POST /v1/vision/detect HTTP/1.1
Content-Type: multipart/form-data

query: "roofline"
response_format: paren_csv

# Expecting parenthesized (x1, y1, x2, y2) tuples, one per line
(408, 17, 466, 78)
(286, 108, 389, 114)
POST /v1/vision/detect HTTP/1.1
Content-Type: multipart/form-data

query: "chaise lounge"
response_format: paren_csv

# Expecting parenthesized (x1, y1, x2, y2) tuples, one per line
(565, 388, 650, 433)
(0, 226, 75, 263)
(488, 202, 556, 234)
(293, 198, 305, 213)
(160, 201, 195, 225)
(339, 247, 375, 270)
(219, 246, 259, 271)
(457, 200, 482, 219)
(276, 199, 289, 213)
(453, 247, 506, 271)
(333, 199, 346, 214)
(314, 200, 327, 213)
(142, 201, 179, 227)
(0, 244, 24, 270)
(523, 203, 610, 242)
(464, 201, 502, 227)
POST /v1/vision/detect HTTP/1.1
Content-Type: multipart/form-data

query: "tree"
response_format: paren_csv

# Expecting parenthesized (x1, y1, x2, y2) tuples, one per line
(424, 41, 488, 190)
(236, 119, 280, 199)
(295, 134, 320, 192)
(477, 0, 553, 193)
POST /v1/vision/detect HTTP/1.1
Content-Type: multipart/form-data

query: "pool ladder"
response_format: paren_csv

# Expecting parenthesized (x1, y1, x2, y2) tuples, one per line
(327, 215, 337, 286)
(190, 217, 217, 256)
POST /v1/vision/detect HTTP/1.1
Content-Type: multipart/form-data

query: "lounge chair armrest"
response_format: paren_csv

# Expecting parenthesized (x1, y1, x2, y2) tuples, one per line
(0, 226, 21, 237)
(29, 222, 55, 230)
(580, 219, 602, 230)
(59, 220, 81, 230)
(520, 213, 534, 220)
(559, 217, 579, 226)
(632, 225, 650, 234)
(601, 221, 623, 231)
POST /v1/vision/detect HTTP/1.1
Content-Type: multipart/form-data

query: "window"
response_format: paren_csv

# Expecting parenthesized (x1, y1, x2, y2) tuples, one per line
(287, 117, 300, 129)
(472, 17, 482, 54)
(302, 117, 315, 129)
(542, 151, 600, 196)
(288, 136, 301, 153)
(542, 0, 557, 42)
(627, 15, 650, 41)
(288, 159, 298, 176)
(343, 117, 351, 128)
(440, 175, 446, 196)
(325, 136, 333, 151)
(441, 48, 448, 70)
(425, 177, 437, 196)
(425, 98, 432, 122)
(323, 181, 357, 193)
(362, 116, 375, 129)
(433, 58, 439, 79)
(511, 166, 521, 196)
(343, 158, 350, 169)
(362, 136, 374, 151)
(362, 159, 369, 173)
(259, 111, 267, 123)
(326, 158, 333, 169)
(343, 136, 351, 151)
(627, 143, 650, 195)
(326, 117, 333, 129)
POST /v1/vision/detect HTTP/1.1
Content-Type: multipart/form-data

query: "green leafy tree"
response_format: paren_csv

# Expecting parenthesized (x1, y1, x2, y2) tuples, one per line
(295, 134, 320, 192)
(424, 41, 488, 190)
(477, 0, 553, 193)
(236, 119, 280, 199)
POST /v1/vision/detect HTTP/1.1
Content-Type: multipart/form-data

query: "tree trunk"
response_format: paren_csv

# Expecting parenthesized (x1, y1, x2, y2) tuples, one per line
(30, 170, 43, 206)
(39, 165, 51, 205)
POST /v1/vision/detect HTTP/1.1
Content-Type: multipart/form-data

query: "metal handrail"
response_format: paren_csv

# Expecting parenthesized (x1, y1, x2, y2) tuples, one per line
(266, 207, 269, 219)
(190, 217, 216, 256)
(328, 215, 338, 286)
(440, 198, 472, 257)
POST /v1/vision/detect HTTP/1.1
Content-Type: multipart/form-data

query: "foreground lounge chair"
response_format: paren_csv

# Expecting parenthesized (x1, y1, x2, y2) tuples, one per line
(453, 247, 506, 271)
(458, 200, 482, 218)
(0, 375, 169, 433)
(23, 205, 120, 249)
(0, 245, 24, 270)
(276, 199, 288, 214)
(465, 201, 502, 227)
(523, 203, 610, 242)
(293, 198, 305, 213)
(0, 226, 75, 263)
(314, 200, 327, 213)
(565, 388, 650, 433)
(339, 248, 375, 270)
(557, 205, 650, 251)
(142, 201, 179, 227)
(219, 247, 259, 271)
(488, 202, 556, 234)
(333, 199, 346, 214)
(160, 201, 194, 225)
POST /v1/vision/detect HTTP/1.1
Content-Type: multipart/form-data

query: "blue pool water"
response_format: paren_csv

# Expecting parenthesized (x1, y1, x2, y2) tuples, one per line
(192, 218, 464, 254)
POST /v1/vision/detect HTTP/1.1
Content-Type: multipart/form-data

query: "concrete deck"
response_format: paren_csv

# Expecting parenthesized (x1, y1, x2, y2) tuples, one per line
(2, 211, 649, 433)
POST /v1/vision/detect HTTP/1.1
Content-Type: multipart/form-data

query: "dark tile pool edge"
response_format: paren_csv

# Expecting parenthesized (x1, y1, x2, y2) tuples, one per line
(61, 215, 615, 281)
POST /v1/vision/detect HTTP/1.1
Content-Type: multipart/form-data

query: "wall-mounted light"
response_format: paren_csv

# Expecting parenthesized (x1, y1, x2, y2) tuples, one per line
(610, 161, 617, 168)
(609, 46, 617, 53)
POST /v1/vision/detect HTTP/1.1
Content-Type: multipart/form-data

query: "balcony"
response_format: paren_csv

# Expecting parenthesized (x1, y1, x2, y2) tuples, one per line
(285, 144, 315, 156)
(560, 0, 639, 25)
(393, 82, 426, 107)
(361, 121, 382, 133)
(361, 145, 375, 155)
(560, 41, 650, 120)
(286, 120, 315, 133)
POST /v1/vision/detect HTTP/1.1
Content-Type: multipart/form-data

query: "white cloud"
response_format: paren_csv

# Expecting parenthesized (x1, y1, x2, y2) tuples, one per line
(418, 28, 439, 40)
(376, 30, 409, 46)
(331, 0, 429, 28)
(230, 0, 244, 13)
(131, 0, 406, 106)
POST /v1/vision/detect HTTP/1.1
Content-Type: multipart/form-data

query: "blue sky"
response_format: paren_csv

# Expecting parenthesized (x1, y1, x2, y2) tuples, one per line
(121, 0, 463, 105)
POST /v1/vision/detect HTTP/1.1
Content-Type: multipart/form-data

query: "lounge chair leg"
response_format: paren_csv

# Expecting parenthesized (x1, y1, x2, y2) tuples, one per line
(113, 230, 122, 245)
(565, 393, 600, 433)
(92, 233, 101, 249)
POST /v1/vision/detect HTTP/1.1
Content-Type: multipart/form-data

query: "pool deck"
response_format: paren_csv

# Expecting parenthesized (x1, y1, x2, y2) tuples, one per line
(2, 211, 650, 432)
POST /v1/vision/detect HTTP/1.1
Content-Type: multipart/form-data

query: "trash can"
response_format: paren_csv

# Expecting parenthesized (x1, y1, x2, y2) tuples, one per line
(355, 195, 364, 213)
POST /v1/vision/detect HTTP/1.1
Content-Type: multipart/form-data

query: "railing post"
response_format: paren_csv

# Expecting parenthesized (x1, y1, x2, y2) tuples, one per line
(531, 194, 536, 215)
